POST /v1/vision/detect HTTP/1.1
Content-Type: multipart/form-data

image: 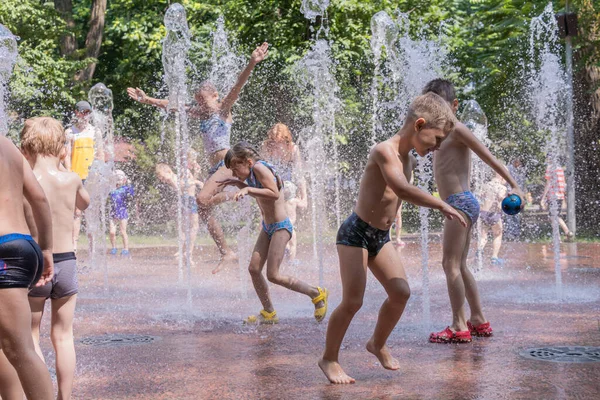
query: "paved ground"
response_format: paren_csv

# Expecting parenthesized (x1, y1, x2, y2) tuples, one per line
(32, 239, 600, 399)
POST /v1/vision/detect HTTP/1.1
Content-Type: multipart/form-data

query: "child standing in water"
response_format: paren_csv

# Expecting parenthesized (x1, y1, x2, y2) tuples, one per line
(127, 42, 269, 273)
(478, 170, 507, 264)
(0, 129, 54, 399)
(218, 142, 327, 324)
(319, 93, 466, 384)
(423, 79, 525, 343)
(109, 170, 135, 256)
(21, 117, 90, 400)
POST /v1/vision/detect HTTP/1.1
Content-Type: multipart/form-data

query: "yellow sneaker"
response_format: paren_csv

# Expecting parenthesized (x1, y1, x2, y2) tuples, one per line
(312, 287, 329, 322)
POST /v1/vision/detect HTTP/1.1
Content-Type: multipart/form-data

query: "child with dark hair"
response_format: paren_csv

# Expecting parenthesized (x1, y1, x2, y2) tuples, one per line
(218, 142, 327, 325)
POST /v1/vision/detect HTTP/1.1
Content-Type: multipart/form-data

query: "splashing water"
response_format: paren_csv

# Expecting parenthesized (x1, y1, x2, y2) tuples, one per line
(86, 83, 115, 288)
(301, 0, 330, 22)
(209, 16, 244, 97)
(0, 24, 17, 136)
(294, 38, 341, 286)
(370, 10, 451, 325)
(461, 100, 489, 272)
(163, 3, 193, 305)
(528, 3, 568, 300)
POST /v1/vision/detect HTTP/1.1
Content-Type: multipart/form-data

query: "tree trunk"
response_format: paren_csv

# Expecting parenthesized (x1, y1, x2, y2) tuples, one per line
(54, 0, 76, 56)
(75, 0, 107, 82)
(573, 0, 600, 235)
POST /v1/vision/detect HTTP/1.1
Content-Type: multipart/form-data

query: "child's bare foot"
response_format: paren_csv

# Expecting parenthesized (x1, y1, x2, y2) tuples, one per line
(212, 251, 237, 274)
(366, 339, 400, 370)
(318, 358, 355, 384)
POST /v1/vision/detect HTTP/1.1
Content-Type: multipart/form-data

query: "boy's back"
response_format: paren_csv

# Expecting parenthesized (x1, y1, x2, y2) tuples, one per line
(0, 135, 31, 236)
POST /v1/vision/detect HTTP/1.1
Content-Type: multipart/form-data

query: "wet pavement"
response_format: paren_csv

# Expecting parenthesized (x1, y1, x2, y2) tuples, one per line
(35, 239, 600, 399)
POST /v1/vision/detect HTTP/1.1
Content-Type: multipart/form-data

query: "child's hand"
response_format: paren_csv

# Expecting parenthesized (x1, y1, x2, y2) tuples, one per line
(217, 178, 247, 189)
(250, 42, 269, 64)
(234, 187, 249, 201)
(509, 188, 527, 209)
(440, 204, 467, 227)
(36, 249, 54, 286)
(127, 87, 147, 103)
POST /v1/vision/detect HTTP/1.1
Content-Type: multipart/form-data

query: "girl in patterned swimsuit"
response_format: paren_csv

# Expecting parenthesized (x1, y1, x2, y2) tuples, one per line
(218, 142, 328, 325)
(127, 42, 269, 273)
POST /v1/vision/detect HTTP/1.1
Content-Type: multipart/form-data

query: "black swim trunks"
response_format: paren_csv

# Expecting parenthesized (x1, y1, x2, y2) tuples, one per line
(0, 233, 44, 289)
(336, 212, 391, 258)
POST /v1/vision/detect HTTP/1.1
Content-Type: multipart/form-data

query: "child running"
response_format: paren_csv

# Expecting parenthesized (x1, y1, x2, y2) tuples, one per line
(127, 42, 269, 273)
(109, 170, 134, 256)
(22, 117, 90, 400)
(319, 93, 466, 384)
(0, 132, 54, 400)
(218, 142, 328, 324)
(423, 79, 525, 343)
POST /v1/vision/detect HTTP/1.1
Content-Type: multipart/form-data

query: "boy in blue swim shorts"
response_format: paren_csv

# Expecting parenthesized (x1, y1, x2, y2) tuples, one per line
(424, 79, 525, 343)
(319, 93, 466, 384)
(218, 142, 327, 325)
(109, 170, 135, 256)
(0, 128, 55, 399)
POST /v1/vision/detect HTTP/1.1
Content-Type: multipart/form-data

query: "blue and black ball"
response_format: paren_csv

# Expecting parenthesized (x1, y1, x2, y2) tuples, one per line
(502, 194, 522, 216)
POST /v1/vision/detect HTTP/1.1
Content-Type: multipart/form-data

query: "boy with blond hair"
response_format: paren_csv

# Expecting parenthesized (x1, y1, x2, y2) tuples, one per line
(21, 117, 90, 400)
(423, 79, 524, 343)
(0, 132, 54, 399)
(319, 93, 467, 384)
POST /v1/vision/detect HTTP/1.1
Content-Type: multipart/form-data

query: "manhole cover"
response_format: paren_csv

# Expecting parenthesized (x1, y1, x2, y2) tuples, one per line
(80, 334, 158, 347)
(520, 346, 600, 363)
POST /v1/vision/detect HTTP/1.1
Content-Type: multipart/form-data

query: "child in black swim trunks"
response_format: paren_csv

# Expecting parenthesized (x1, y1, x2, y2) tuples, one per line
(318, 93, 466, 384)
(0, 133, 54, 399)
(218, 142, 328, 325)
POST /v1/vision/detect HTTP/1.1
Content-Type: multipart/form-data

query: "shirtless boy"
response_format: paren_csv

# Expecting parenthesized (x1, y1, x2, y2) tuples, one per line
(0, 133, 54, 400)
(319, 93, 466, 384)
(424, 79, 525, 343)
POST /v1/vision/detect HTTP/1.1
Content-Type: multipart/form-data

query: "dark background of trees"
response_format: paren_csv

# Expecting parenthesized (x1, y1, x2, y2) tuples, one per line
(1, 0, 599, 235)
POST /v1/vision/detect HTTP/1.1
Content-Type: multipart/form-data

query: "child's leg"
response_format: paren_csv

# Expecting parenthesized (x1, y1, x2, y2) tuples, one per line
(460, 226, 487, 326)
(366, 243, 410, 370)
(319, 245, 368, 384)
(491, 220, 503, 259)
(51, 295, 77, 400)
(248, 230, 274, 312)
(265, 230, 319, 299)
(109, 219, 117, 249)
(441, 217, 472, 332)
(479, 225, 489, 253)
(196, 167, 235, 263)
(0, 349, 23, 400)
(0, 288, 53, 400)
(119, 219, 129, 250)
(28, 296, 46, 362)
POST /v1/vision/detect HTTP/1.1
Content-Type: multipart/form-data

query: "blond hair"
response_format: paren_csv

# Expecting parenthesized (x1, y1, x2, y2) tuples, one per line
(406, 92, 457, 135)
(262, 123, 295, 162)
(20, 117, 66, 157)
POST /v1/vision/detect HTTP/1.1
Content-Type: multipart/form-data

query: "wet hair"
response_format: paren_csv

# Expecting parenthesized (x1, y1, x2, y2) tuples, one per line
(406, 92, 457, 135)
(422, 79, 457, 103)
(194, 80, 217, 95)
(20, 117, 66, 158)
(224, 141, 261, 169)
(262, 123, 295, 162)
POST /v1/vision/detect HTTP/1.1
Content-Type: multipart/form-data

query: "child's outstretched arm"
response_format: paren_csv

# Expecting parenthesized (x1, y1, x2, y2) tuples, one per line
(374, 145, 467, 227)
(76, 177, 91, 212)
(22, 156, 54, 286)
(127, 87, 170, 109)
(456, 123, 525, 205)
(219, 42, 269, 114)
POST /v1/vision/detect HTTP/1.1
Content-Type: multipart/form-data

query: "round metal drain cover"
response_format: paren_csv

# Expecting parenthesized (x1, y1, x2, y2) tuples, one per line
(520, 346, 600, 363)
(80, 334, 158, 347)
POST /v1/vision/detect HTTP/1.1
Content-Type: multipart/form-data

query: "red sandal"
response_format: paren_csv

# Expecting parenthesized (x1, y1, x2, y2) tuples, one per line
(467, 320, 493, 337)
(429, 326, 472, 343)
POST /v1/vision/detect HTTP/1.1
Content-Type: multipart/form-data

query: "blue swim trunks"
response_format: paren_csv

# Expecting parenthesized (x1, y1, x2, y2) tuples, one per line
(0, 233, 43, 289)
(445, 191, 480, 225)
(336, 212, 391, 258)
(262, 218, 293, 240)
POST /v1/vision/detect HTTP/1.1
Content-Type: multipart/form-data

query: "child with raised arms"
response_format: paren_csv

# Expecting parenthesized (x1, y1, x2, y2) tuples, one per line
(218, 142, 328, 325)
(318, 93, 466, 384)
